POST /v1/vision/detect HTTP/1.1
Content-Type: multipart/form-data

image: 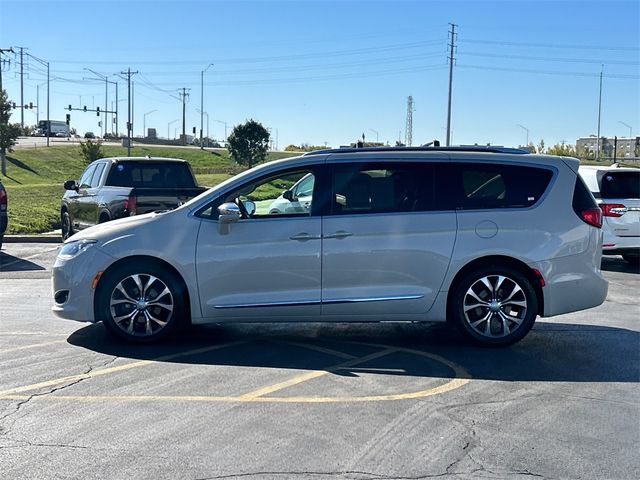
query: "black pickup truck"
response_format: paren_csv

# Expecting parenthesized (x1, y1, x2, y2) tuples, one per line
(61, 157, 206, 240)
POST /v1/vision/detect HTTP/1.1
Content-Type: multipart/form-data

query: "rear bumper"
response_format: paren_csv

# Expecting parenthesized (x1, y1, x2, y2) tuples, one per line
(538, 231, 608, 317)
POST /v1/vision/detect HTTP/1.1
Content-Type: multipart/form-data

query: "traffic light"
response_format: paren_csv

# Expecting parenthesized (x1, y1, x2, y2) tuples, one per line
(65, 114, 70, 125)
(98, 121, 102, 127)
(96, 106, 100, 116)
(83, 106, 87, 112)
(29, 102, 33, 109)
(192, 126, 196, 134)
(68, 105, 72, 111)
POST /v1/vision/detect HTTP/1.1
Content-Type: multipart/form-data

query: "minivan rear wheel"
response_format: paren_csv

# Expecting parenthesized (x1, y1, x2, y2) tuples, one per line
(451, 266, 538, 347)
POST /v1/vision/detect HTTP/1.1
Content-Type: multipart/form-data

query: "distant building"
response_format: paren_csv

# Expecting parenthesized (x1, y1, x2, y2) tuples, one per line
(576, 136, 640, 158)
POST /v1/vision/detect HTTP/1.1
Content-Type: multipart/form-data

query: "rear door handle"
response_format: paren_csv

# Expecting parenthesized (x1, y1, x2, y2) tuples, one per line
(324, 231, 353, 239)
(290, 233, 321, 241)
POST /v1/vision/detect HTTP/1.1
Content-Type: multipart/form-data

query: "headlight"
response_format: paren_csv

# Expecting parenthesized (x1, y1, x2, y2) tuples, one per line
(58, 239, 97, 259)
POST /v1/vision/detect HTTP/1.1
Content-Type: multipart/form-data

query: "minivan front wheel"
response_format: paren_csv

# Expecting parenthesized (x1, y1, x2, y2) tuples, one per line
(97, 262, 187, 343)
(451, 266, 538, 347)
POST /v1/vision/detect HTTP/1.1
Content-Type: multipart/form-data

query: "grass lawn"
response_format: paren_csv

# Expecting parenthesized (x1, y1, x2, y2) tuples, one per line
(2, 144, 298, 234)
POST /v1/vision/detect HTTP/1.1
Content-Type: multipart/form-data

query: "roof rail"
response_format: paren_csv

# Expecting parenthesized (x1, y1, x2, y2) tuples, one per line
(303, 145, 530, 156)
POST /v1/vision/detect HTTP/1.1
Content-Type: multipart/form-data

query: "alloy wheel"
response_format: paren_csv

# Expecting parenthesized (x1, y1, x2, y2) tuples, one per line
(462, 275, 528, 339)
(109, 273, 174, 337)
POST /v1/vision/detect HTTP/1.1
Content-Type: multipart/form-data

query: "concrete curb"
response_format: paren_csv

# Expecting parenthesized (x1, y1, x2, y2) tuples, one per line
(3, 235, 61, 244)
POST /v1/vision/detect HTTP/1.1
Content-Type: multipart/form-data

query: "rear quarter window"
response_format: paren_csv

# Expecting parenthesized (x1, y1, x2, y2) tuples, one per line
(600, 171, 640, 199)
(444, 163, 554, 210)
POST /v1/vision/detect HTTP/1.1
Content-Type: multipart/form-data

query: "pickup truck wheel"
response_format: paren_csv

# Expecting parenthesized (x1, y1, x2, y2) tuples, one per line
(61, 211, 74, 241)
(97, 262, 187, 343)
(450, 266, 538, 347)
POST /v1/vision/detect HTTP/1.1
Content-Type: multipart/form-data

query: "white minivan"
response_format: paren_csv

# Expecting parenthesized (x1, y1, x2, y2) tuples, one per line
(52, 146, 608, 346)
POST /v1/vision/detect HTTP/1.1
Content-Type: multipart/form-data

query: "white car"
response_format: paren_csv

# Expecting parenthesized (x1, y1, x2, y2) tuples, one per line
(52, 146, 608, 346)
(578, 165, 640, 265)
(267, 173, 314, 214)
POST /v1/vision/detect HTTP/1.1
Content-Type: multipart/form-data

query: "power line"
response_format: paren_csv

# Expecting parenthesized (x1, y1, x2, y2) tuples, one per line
(48, 39, 446, 65)
(458, 38, 639, 52)
(458, 51, 639, 66)
(456, 63, 639, 79)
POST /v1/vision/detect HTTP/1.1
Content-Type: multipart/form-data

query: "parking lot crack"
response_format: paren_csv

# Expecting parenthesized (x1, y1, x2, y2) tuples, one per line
(0, 357, 118, 441)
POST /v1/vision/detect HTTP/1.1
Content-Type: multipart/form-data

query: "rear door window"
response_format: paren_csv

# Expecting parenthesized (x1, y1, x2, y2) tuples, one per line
(330, 162, 435, 215)
(600, 171, 640, 199)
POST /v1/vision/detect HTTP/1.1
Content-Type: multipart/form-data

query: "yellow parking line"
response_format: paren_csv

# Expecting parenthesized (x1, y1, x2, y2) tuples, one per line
(238, 347, 397, 399)
(0, 378, 469, 403)
(0, 332, 69, 336)
(0, 340, 246, 396)
(1, 340, 66, 354)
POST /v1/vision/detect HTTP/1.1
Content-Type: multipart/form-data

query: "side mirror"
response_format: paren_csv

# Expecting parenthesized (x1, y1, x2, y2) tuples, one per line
(218, 202, 242, 224)
(64, 180, 78, 191)
(244, 199, 256, 216)
(283, 190, 295, 201)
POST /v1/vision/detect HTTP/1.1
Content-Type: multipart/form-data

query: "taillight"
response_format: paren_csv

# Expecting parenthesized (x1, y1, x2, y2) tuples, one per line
(580, 207, 602, 228)
(124, 195, 137, 216)
(0, 188, 6, 211)
(600, 203, 627, 217)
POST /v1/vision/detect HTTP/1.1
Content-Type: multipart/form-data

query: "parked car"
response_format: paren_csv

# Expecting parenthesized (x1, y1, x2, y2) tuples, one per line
(0, 180, 7, 250)
(52, 146, 608, 346)
(267, 172, 314, 214)
(61, 157, 207, 240)
(578, 165, 640, 265)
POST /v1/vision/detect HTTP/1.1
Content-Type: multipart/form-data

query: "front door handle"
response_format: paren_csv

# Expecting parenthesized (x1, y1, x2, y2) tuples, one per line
(324, 231, 353, 239)
(290, 233, 321, 241)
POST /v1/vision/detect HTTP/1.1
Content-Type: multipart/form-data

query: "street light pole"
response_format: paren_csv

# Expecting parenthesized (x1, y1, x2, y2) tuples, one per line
(618, 121, 632, 138)
(143, 110, 157, 138)
(200, 63, 214, 149)
(516, 124, 529, 147)
(214, 120, 228, 145)
(168, 119, 178, 140)
(368, 129, 379, 143)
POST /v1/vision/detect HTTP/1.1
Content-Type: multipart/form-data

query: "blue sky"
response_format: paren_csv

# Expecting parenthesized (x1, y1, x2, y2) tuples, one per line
(0, 0, 638, 149)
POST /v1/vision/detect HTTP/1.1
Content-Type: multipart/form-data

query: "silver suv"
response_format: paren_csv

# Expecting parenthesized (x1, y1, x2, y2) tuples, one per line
(52, 146, 608, 346)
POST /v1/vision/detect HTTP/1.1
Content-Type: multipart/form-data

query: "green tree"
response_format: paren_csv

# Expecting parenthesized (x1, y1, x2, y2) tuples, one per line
(227, 119, 270, 168)
(0, 89, 22, 176)
(79, 138, 104, 165)
(537, 139, 545, 154)
(547, 142, 577, 157)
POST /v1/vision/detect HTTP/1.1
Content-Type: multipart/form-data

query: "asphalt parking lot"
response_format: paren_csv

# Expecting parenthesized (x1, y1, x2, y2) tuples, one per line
(0, 243, 638, 479)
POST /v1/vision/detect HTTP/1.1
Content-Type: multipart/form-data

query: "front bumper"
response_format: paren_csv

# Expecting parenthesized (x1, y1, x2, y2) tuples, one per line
(51, 245, 115, 322)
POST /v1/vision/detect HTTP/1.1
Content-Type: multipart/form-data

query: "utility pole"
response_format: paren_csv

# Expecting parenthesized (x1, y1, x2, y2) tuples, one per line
(596, 64, 604, 161)
(0, 47, 14, 92)
(446, 23, 457, 147)
(201, 63, 213, 149)
(120, 68, 138, 156)
(19, 47, 25, 128)
(179, 87, 190, 145)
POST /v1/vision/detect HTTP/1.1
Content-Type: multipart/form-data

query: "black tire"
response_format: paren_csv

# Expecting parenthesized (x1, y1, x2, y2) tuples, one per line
(621, 253, 640, 266)
(450, 265, 538, 347)
(61, 211, 73, 241)
(0, 234, 3, 250)
(96, 261, 188, 343)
